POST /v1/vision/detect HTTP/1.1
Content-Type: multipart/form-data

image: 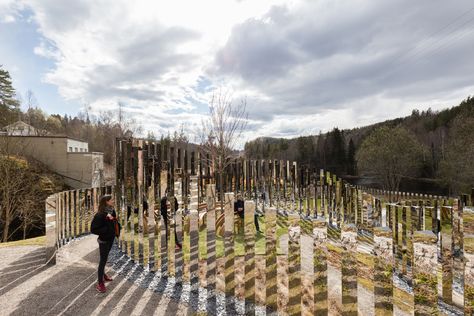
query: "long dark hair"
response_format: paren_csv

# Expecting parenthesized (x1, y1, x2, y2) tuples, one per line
(98, 195, 112, 213)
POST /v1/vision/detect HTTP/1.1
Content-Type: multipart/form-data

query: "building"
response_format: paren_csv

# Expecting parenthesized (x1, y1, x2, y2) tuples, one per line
(1, 132, 104, 189)
(3, 121, 46, 136)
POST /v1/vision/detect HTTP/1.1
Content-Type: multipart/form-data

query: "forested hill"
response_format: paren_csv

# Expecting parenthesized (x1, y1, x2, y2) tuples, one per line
(244, 96, 474, 192)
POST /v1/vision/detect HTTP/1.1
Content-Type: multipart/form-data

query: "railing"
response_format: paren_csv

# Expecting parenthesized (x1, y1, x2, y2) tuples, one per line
(45, 186, 113, 264)
(43, 138, 474, 315)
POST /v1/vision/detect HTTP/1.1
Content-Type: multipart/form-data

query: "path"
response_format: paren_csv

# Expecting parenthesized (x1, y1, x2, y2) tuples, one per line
(0, 236, 190, 316)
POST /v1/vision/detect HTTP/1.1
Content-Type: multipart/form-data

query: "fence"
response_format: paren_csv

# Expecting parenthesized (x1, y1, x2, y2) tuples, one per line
(44, 138, 474, 315)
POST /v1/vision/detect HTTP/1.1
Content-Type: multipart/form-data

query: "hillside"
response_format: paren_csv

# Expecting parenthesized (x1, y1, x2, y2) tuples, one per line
(245, 96, 474, 194)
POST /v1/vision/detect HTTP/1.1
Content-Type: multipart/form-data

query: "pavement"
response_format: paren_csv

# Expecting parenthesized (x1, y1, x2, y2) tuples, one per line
(0, 235, 191, 316)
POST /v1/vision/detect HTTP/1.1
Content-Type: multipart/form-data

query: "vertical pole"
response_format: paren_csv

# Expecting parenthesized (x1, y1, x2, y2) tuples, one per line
(341, 223, 358, 316)
(224, 192, 235, 314)
(174, 177, 184, 282)
(189, 176, 200, 308)
(413, 231, 438, 315)
(265, 207, 278, 314)
(288, 213, 301, 316)
(313, 218, 328, 315)
(206, 183, 216, 311)
(441, 206, 453, 304)
(45, 195, 57, 265)
(244, 200, 256, 315)
(138, 142, 144, 266)
(189, 176, 199, 306)
(463, 207, 474, 315)
(65, 190, 70, 243)
(374, 227, 393, 315)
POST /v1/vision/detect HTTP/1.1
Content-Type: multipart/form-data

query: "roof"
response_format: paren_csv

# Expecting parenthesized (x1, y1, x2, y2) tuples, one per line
(4, 121, 36, 129)
(2, 135, 88, 143)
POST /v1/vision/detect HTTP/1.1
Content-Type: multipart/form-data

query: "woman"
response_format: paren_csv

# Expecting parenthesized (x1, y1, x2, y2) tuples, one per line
(160, 189, 182, 250)
(91, 195, 118, 293)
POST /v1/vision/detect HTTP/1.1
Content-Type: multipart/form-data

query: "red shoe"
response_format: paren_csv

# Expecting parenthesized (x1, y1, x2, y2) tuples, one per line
(104, 274, 113, 282)
(96, 282, 106, 293)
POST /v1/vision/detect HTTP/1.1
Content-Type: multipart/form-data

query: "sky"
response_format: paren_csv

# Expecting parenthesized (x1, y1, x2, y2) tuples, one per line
(1, 0, 474, 145)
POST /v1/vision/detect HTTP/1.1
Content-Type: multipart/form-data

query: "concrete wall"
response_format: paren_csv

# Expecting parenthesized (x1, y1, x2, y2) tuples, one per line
(3, 136, 69, 175)
(1, 136, 103, 189)
(66, 152, 104, 188)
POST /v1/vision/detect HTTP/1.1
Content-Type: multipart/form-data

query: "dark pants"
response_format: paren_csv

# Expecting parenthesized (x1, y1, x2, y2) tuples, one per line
(161, 211, 181, 247)
(254, 214, 261, 232)
(98, 239, 114, 283)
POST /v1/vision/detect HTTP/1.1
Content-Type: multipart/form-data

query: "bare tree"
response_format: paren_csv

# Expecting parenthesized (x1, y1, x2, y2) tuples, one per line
(0, 137, 34, 241)
(172, 123, 189, 149)
(198, 90, 248, 201)
(0, 137, 54, 242)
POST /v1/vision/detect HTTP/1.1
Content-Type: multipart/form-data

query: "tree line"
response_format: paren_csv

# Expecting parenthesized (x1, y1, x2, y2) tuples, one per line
(245, 96, 474, 195)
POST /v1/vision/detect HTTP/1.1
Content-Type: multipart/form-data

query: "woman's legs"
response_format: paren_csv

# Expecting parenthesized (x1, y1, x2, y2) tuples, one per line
(98, 240, 113, 283)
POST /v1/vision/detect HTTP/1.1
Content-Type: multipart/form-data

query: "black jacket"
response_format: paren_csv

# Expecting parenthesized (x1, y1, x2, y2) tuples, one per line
(91, 209, 117, 242)
(234, 199, 244, 218)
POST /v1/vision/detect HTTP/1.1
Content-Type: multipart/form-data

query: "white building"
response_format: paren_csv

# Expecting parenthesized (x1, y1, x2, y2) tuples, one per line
(3, 121, 45, 136)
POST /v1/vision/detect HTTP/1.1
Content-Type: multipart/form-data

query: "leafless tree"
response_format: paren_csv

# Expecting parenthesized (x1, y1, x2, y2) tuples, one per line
(197, 90, 248, 202)
(0, 137, 37, 242)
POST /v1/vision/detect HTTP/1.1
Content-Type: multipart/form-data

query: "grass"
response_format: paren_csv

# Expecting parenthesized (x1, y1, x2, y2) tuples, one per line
(124, 214, 288, 261)
(181, 215, 287, 259)
(0, 235, 46, 248)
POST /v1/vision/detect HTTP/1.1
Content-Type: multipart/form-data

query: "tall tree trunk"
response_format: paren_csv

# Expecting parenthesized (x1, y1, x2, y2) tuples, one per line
(23, 220, 27, 240)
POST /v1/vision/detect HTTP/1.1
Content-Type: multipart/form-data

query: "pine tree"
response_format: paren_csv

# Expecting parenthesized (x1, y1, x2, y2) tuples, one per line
(0, 65, 20, 127)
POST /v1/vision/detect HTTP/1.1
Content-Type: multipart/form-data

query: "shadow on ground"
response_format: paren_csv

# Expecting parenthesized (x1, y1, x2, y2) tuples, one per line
(2, 237, 191, 316)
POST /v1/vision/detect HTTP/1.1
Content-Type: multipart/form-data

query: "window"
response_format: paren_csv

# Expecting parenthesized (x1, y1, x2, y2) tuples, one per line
(75, 147, 78, 152)
(69, 147, 72, 152)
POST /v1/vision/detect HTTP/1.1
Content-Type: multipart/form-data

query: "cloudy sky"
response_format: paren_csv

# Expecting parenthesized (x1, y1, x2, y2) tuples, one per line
(1, 0, 474, 144)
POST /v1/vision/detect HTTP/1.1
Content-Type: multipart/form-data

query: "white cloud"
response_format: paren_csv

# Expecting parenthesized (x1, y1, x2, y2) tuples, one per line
(0, 0, 23, 23)
(5, 0, 474, 145)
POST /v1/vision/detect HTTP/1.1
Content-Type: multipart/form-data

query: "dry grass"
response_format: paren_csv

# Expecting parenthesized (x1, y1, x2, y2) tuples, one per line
(0, 235, 45, 248)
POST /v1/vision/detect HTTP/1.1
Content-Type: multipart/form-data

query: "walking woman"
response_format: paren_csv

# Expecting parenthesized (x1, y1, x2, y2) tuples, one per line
(91, 195, 119, 293)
